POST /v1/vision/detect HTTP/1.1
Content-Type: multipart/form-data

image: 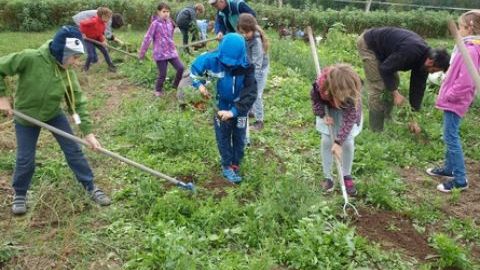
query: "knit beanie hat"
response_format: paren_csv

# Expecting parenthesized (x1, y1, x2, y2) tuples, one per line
(49, 25, 85, 65)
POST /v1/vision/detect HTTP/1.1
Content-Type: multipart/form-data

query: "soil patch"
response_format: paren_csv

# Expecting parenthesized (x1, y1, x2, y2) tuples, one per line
(0, 122, 15, 150)
(355, 208, 435, 261)
(202, 175, 236, 199)
(0, 174, 13, 221)
(400, 160, 480, 222)
(90, 79, 135, 121)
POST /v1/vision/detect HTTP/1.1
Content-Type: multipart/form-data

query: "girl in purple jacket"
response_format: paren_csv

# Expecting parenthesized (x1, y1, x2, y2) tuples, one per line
(311, 64, 363, 196)
(426, 10, 480, 192)
(139, 3, 184, 97)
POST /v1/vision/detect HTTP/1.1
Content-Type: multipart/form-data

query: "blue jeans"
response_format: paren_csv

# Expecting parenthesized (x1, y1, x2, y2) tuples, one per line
(443, 111, 467, 185)
(12, 113, 95, 196)
(84, 40, 114, 71)
(213, 115, 247, 168)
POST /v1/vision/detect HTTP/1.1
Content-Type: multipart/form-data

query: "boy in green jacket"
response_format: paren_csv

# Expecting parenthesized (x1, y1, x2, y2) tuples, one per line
(0, 26, 111, 215)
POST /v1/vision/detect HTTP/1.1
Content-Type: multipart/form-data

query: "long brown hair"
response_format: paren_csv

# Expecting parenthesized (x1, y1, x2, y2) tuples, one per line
(237, 13, 269, 53)
(459, 10, 480, 35)
(323, 64, 362, 108)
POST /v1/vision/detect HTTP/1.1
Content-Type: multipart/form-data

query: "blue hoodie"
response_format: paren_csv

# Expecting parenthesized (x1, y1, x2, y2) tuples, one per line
(190, 33, 257, 117)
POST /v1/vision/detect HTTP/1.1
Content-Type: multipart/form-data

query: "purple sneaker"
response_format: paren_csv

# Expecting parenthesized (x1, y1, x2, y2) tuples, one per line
(343, 176, 357, 196)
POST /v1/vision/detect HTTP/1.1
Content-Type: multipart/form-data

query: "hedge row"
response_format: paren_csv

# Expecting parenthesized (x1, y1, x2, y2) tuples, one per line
(0, 0, 454, 37)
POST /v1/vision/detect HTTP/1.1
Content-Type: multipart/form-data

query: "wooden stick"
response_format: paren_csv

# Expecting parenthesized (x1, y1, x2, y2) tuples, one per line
(84, 37, 139, 59)
(307, 26, 321, 75)
(448, 20, 480, 97)
(177, 37, 217, 49)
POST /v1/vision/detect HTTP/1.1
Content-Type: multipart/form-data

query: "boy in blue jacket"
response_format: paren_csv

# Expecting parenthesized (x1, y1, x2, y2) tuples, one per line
(190, 33, 257, 183)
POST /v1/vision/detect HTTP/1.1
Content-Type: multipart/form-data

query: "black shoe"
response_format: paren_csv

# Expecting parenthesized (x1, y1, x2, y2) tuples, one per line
(426, 167, 454, 179)
(437, 179, 468, 193)
(322, 178, 334, 192)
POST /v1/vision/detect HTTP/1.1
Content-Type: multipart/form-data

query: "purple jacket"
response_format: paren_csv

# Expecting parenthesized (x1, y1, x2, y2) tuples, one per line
(139, 16, 178, 61)
(436, 41, 480, 117)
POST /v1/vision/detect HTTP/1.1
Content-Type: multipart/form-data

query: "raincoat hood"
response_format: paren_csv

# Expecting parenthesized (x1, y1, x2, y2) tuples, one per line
(216, 33, 249, 67)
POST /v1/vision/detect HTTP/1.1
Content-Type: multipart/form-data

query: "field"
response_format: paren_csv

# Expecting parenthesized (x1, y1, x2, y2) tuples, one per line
(0, 25, 479, 269)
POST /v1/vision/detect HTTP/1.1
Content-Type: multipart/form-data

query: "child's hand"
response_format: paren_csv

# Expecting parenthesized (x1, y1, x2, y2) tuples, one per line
(216, 32, 224, 40)
(217, 110, 233, 121)
(85, 133, 102, 151)
(324, 116, 334, 125)
(199, 85, 211, 98)
(331, 142, 342, 159)
(392, 90, 406, 106)
(0, 97, 12, 116)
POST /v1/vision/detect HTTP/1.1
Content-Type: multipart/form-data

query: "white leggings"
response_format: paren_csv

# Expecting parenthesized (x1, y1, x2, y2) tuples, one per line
(321, 134, 355, 179)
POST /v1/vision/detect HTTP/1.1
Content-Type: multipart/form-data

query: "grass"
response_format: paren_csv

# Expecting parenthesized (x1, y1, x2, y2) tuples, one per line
(0, 27, 479, 269)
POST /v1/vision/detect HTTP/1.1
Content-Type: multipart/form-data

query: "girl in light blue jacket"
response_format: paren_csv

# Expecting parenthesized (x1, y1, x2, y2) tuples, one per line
(238, 13, 269, 131)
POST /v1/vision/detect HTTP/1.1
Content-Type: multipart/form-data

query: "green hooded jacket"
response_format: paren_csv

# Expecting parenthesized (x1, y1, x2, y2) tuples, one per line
(0, 41, 92, 135)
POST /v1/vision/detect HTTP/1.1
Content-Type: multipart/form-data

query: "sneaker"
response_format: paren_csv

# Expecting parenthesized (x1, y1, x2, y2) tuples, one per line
(322, 178, 334, 192)
(154, 91, 164, 97)
(222, 168, 242, 184)
(251, 121, 264, 131)
(437, 179, 468, 193)
(343, 176, 358, 196)
(108, 65, 117, 73)
(230, 165, 240, 174)
(11, 194, 27, 215)
(426, 167, 454, 179)
(90, 187, 111, 206)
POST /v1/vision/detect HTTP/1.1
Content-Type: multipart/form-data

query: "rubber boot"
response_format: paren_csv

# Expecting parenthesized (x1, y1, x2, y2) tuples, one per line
(369, 109, 385, 132)
(384, 101, 393, 121)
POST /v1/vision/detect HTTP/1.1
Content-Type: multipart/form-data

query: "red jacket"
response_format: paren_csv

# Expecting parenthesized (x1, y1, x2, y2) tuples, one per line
(79, 16, 106, 42)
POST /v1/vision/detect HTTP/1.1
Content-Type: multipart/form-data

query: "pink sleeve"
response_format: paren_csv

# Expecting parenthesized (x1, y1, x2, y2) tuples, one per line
(446, 47, 479, 102)
(139, 22, 156, 59)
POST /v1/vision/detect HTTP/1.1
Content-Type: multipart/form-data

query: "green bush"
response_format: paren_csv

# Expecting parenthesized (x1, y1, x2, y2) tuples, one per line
(0, 0, 454, 37)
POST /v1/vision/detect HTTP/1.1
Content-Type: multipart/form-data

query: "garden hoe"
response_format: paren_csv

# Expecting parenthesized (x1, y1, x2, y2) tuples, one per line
(177, 37, 217, 50)
(307, 26, 360, 217)
(12, 110, 195, 192)
(84, 37, 139, 60)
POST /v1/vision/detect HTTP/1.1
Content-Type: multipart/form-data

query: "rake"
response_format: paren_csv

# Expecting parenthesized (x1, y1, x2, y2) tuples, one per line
(307, 26, 360, 217)
(12, 110, 195, 191)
